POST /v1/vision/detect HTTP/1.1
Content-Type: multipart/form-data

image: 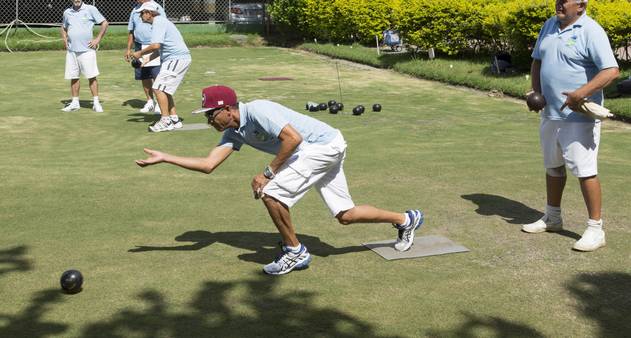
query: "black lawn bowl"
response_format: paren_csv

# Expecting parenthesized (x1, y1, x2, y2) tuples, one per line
(352, 105, 365, 116)
(372, 103, 382, 112)
(318, 103, 328, 111)
(60, 269, 83, 294)
(329, 104, 339, 114)
(131, 58, 142, 69)
(327, 100, 337, 107)
(526, 92, 546, 111)
(617, 79, 631, 95)
(336, 103, 344, 111)
(309, 105, 319, 112)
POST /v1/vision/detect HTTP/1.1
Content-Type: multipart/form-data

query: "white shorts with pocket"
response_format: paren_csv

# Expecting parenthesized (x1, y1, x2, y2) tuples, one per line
(262, 131, 355, 216)
(540, 119, 601, 177)
(64, 50, 99, 79)
(152, 58, 191, 95)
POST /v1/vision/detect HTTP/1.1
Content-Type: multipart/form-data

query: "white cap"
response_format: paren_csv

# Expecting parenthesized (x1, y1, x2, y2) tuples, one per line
(134, 2, 159, 13)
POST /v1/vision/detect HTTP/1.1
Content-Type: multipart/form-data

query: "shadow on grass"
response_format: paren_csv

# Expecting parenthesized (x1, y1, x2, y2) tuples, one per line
(0, 289, 68, 338)
(126, 113, 160, 123)
(567, 272, 631, 338)
(128, 230, 367, 264)
(59, 100, 98, 109)
(462, 194, 581, 240)
(122, 99, 146, 109)
(426, 312, 544, 337)
(0, 245, 32, 277)
(79, 274, 400, 338)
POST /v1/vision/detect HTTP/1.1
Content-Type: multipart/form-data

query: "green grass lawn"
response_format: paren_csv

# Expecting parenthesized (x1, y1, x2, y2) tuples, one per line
(1, 47, 630, 337)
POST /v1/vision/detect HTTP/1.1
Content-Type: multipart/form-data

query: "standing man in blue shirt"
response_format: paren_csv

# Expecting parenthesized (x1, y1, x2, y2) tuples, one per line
(125, 0, 166, 115)
(132, 2, 191, 132)
(135, 85, 425, 275)
(522, 0, 619, 251)
(60, 0, 109, 112)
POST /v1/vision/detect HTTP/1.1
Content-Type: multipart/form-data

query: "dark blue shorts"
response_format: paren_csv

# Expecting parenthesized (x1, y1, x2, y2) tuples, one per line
(134, 42, 161, 80)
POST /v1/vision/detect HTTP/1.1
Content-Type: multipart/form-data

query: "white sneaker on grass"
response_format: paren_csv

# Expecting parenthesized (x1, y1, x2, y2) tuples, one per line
(522, 215, 563, 233)
(263, 244, 312, 275)
(148, 119, 174, 133)
(394, 209, 424, 252)
(171, 117, 183, 129)
(140, 101, 155, 113)
(92, 102, 103, 113)
(573, 226, 605, 251)
(61, 102, 80, 112)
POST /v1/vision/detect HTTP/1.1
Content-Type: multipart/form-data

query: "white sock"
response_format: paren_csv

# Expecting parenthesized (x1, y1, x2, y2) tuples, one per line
(545, 205, 561, 221)
(93, 96, 99, 103)
(587, 219, 602, 229)
(285, 244, 301, 253)
(71, 97, 79, 104)
(170, 115, 179, 122)
(161, 116, 171, 123)
(147, 99, 154, 104)
(400, 212, 411, 227)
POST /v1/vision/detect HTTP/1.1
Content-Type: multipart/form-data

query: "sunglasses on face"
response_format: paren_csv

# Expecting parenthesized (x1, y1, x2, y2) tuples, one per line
(205, 107, 224, 124)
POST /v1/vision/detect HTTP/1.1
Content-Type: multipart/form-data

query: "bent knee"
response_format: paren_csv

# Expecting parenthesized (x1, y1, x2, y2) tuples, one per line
(335, 209, 354, 225)
(546, 166, 566, 177)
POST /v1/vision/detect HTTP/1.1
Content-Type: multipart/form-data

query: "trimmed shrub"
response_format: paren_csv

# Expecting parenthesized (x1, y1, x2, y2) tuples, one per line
(399, 0, 485, 55)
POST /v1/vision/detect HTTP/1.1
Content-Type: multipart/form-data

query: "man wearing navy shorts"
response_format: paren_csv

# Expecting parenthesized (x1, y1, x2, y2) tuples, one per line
(125, 0, 166, 114)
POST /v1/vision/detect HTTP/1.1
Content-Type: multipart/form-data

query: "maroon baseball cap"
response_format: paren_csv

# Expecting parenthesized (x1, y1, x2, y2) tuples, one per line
(191, 85, 238, 114)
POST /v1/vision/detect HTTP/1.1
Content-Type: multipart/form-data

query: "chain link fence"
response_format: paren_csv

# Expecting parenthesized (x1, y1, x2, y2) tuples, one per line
(0, 0, 269, 26)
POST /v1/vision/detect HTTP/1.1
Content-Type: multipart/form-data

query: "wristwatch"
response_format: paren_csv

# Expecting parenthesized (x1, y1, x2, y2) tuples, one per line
(263, 166, 275, 179)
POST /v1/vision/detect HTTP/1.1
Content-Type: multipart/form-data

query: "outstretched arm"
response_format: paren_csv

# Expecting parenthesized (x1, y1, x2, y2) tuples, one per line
(135, 146, 234, 174)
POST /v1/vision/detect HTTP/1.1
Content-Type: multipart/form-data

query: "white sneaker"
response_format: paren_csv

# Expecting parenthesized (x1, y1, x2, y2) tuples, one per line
(61, 102, 80, 112)
(92, 102, 103, 113)
(140, 101, 154, 113)
(148, 119, 174, 133)
(522, 215, 563, 233)
(573, 226, 605, 251)
(171, 117, 183, 129)
(394, 209, 424, 252)
(263, 244, 312, 275)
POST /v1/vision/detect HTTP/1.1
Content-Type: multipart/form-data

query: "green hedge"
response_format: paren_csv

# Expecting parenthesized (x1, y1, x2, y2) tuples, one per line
(270, 0, 631, 63)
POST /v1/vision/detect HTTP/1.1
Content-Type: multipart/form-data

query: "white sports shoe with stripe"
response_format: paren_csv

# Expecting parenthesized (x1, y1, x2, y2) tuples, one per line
(394, 209, 424, 251)
(61, 102, 80, 112)
(263, 244, 312, 275)
(139, 101, 155, 113)
(148, 119, 174, 133)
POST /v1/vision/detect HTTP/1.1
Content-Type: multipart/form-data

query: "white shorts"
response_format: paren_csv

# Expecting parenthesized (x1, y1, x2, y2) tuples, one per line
(262, 131, 355, 216)
(152, 58, 191, 95)
(540, 119, 601, 177)
(64, 50, 99, 79)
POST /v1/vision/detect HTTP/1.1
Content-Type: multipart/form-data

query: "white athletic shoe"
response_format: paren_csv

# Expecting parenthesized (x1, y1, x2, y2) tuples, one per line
(171, 117, 183, 129)
(61, 102, 80, 112)
(263, 244, 312, 275)
(394, 209, 424, 252)
(92, 102, 103, 113)
(522, 215, 563, 233)
(573, 226, 605, 251)
(139, 101, 155, 113)
(148, 119, 174, 133)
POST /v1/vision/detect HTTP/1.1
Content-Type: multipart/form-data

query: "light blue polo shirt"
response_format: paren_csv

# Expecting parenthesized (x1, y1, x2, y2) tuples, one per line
(532, 14, 618, 122)
(62, 3, 106, 53)
(128, 1, 166, 45)
(219, 100, 338, 155)
(150, 15, 191, 62)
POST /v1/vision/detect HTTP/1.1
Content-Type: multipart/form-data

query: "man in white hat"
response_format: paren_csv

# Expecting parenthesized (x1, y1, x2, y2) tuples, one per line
(132, 2, 191, 132)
